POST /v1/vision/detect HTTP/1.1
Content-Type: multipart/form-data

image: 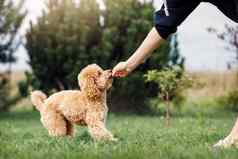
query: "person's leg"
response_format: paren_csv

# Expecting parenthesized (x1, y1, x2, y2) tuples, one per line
(214, 117, 238, 148)
(228, 118, 238, 138)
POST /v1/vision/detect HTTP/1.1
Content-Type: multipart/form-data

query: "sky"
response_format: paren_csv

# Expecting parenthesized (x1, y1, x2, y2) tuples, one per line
(0, 0, 237, 71)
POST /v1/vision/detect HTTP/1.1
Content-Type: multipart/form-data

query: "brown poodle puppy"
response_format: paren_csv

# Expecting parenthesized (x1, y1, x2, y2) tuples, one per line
(31, 64, 117, 141)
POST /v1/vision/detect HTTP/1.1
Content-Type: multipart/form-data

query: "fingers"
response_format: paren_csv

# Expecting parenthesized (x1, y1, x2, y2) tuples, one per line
(112, 62, 129, 78)
(112, 63, 123, 73)
(112, 69, 119, 77)
(113, 71, 128, 77)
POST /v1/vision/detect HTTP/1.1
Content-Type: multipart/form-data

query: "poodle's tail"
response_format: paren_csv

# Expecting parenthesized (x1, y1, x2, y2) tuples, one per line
(30, 91, 47, 112)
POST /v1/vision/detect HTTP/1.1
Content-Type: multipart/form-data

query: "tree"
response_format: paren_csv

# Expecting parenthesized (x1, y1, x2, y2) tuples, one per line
(208, 24, 238, 70)
(144, 66, 193, 126)
(208, 24, 238, 112)
(0, 0, 26, 112)
(0, 0, 26, 73)
(24, 0, 184, 113)
(0, 74, 10, 111)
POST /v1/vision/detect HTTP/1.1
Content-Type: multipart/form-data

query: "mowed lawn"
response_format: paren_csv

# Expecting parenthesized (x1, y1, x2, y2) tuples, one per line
(0, 109, 238, 159)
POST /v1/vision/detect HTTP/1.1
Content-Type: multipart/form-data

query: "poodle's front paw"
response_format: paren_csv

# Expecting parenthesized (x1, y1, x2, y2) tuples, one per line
(111, 137, 118, 142)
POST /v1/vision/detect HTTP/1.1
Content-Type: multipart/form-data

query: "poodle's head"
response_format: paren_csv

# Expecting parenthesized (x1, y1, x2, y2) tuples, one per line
(78, 64, 113, 99)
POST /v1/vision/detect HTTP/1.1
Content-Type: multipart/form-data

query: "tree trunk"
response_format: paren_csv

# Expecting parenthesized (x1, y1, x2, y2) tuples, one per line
(165, 92, 171, 126)
(7, 61, 12, 81)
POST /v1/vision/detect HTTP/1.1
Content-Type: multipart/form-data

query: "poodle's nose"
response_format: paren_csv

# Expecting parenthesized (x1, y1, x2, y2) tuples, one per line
(105, 69, 113, 78)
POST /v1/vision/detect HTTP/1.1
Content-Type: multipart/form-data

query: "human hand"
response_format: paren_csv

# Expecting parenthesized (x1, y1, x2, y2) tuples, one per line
(112, 61, 131, 77)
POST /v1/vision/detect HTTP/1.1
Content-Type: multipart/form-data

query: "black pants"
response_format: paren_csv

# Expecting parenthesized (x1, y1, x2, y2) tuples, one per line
(208, 0, 238, 23)
(154, 0, 238, 39)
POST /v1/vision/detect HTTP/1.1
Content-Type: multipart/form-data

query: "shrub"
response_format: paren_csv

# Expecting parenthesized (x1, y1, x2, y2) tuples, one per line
(0, 75, 11, 111)
(216, 90, 238, 112)
(144, 66, 193, 125)
(0, 74, 21, 112)
(0, 0, 26, 112)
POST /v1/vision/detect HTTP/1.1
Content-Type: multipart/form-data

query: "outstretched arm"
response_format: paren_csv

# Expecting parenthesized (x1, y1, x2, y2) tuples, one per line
(112, 0, 201, 77)
(112, 27, 165, 77)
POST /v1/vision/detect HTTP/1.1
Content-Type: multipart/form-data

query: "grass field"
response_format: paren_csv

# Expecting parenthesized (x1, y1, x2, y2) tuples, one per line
(1, 107, 238, 159)
(1, 71, 237, 159)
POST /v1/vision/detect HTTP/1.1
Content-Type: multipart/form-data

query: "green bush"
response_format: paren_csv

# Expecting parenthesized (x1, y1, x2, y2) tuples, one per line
(216, 90, 238, 112)
(144, 66, 193, 125)
(0, 74, 21, 112)
(0, 75, 11, 111)
(0, 0, 25, 112)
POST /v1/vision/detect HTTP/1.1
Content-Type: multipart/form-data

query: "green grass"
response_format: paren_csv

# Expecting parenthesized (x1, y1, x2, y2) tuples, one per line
(0, 108, 238, 159)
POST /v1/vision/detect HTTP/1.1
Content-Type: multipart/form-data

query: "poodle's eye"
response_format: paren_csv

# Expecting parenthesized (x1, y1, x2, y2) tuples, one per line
(97, 71, 102, 76)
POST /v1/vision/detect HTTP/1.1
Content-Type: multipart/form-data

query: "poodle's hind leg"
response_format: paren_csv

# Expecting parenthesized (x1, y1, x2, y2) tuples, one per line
(66, 120, 74, 137)
(41, 112, 67, 137)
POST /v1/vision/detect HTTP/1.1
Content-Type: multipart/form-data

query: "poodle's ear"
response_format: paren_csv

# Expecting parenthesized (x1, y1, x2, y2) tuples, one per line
(78, 73, 84, 90)
(78, 73, 101, 98)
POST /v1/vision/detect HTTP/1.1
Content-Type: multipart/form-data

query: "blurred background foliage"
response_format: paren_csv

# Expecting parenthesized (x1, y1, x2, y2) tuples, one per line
(21, 0, 184, 113)
(0, 0, 237, 114)
(207, 24, 238, 113)
(0, 0, 26, 112)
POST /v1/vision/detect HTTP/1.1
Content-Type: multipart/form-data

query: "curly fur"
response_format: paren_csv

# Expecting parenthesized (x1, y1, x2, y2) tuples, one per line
(30, 64, 116, 141)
